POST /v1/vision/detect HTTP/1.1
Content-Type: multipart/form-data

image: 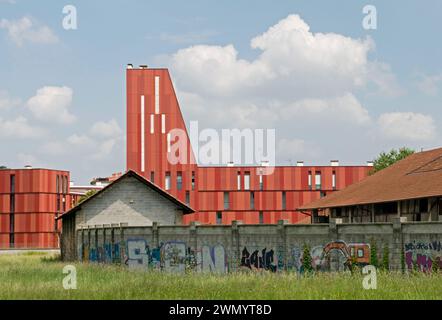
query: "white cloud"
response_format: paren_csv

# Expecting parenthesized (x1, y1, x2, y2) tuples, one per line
(67, 134, 96, 148)
(277, 138, 320, 163)
(0, 90, 20, 109)
(280, 93, 371, 125)
(0, 116, 46, 139)
(378, 112, 436, 141)
(163, 14, 411, 165)
(90, 119, 122, 138)
(27, 86, 76, 124)
(0, 16, 58, 46)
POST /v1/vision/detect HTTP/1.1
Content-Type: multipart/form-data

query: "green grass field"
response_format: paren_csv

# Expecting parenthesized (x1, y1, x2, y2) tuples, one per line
(0, 252, 441, 300)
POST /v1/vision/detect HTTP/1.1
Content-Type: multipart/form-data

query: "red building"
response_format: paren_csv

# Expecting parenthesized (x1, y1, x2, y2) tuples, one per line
(126, 65, 370, 225)
(0, 168, 71, 249)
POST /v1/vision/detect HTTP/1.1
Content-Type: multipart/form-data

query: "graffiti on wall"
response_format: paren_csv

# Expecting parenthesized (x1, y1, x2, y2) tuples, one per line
(405, 241, 442, 272)
(124, 239, 227, 273)
(240, 247, 278, 272)
(292, 241, 370, 272)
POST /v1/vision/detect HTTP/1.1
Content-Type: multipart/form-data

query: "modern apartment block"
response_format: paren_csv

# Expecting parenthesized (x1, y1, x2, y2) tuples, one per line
(0, 167, 71, 249)
(126, 65, 371, 225)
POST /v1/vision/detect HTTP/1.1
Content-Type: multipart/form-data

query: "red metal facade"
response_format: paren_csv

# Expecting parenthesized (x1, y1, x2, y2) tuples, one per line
(0, 169, 71, 249)
(126, 67, 370, 225)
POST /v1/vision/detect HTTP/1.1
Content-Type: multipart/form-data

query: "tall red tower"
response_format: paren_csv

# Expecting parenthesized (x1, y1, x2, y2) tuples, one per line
(126, 65, 370, 225)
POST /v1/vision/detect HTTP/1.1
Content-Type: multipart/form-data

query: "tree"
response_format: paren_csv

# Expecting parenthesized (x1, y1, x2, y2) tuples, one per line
(371, 147, 414, 174)
(78, 189, 98, 204)
(382, 244, 390, 271)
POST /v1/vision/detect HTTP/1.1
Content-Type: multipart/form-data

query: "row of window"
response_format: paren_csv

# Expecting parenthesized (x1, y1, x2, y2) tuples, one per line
(223, 191, 293, 210)
(216, 211, 265, 225)
(157, 170, 337, 192)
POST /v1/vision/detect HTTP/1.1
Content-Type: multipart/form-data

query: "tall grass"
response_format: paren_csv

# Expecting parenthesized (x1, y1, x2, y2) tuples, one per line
(0, 253, 441, 300)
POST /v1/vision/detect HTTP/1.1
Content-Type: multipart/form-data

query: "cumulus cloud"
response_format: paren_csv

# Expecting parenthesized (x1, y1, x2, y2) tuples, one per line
(0, 116, 46, 139)
(161, 14, 416, 164)
(377, 112, 436, 141)
(0, 16, 58, 46)
(26, 86, 76, 124)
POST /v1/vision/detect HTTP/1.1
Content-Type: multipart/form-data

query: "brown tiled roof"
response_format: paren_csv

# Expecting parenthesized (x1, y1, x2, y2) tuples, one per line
(298, 147, 442, 210)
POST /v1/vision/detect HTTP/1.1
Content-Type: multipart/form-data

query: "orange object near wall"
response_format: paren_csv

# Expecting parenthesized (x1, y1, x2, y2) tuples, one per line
(126, 67, 370, 225)
(0, 169, 71, 249)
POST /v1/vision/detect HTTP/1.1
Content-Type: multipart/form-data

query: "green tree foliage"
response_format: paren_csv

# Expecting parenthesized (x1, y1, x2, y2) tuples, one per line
(302, 244, 313, 273)
(371, 147, 415, 174)
(432, 257, 439, 273)
(370, 241, 378, 268)
(382, 244, 390, 271)
(78, 189, 98, 204)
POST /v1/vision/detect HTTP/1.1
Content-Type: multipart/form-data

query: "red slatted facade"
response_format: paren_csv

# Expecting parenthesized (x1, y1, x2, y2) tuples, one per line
(0, 169, 71, 249)
(126, 67, 370, 225)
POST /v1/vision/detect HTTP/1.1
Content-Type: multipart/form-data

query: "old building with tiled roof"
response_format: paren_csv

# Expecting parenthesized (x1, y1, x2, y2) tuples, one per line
(299, 147, 442, 223)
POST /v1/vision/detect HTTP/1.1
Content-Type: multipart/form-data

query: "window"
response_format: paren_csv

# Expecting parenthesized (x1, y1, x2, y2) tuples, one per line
(237, 171, 241, 190)
(357, 249, 364, 258)
(419, 199, 428, 213)
(320, 191, 327, 198)
(259, 174, 263, 190)
(223, 192, 230, 210)
(259, 211, 264, 224)
(161, 114, 166, 134)
(62, 196, 66, 212)
(150, 114, 154, 134)
(177, 172, 182, 191)
(64, 176, 68, 194)
(150, 171, 155, 184)
(9, 212, 14, 248)
(315, 171, 321, 190)
(57, 194, 60, 212)
(332, 171, 336, 190)
(250, 192, 255, 210)
(282, 191, 286, 210)
(185, 191, 190, 205)
(308, 171, 312, 190)
(165, 172, 171, 190)
(244, 172, 250, 190)
(167, 133, 171, 153)
(216, 211, 222, 225)
(10, 174, 15, 193)
(9, 194, 15, 213)
(191, 171, 195, 190)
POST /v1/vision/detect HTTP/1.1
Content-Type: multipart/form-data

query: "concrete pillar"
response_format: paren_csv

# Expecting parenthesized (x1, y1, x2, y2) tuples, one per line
(189, 221, 199, 253)
(277, 220, 289, 271)
(329, 219, 338, 241)
(231, 220, 242, 271)
(391, 217, 403, 271)
(152, 222, 159, 248)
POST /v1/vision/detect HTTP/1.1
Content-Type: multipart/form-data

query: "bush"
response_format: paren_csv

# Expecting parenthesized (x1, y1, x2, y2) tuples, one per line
(302, 244, 313, 274)
(382, 245, 389, 271)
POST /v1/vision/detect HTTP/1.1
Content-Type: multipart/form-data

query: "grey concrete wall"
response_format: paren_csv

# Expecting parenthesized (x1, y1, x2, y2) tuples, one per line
(75, 176, 183, 227)
(69, 219, 442, 273)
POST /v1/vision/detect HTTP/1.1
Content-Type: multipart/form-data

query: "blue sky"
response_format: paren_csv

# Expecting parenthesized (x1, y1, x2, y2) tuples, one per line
(0, 0, 441, 184)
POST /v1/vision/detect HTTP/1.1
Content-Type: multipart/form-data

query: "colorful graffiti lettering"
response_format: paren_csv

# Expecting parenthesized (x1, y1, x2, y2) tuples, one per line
(124, 240, 227, 273)
(405, 241, 442, 272)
